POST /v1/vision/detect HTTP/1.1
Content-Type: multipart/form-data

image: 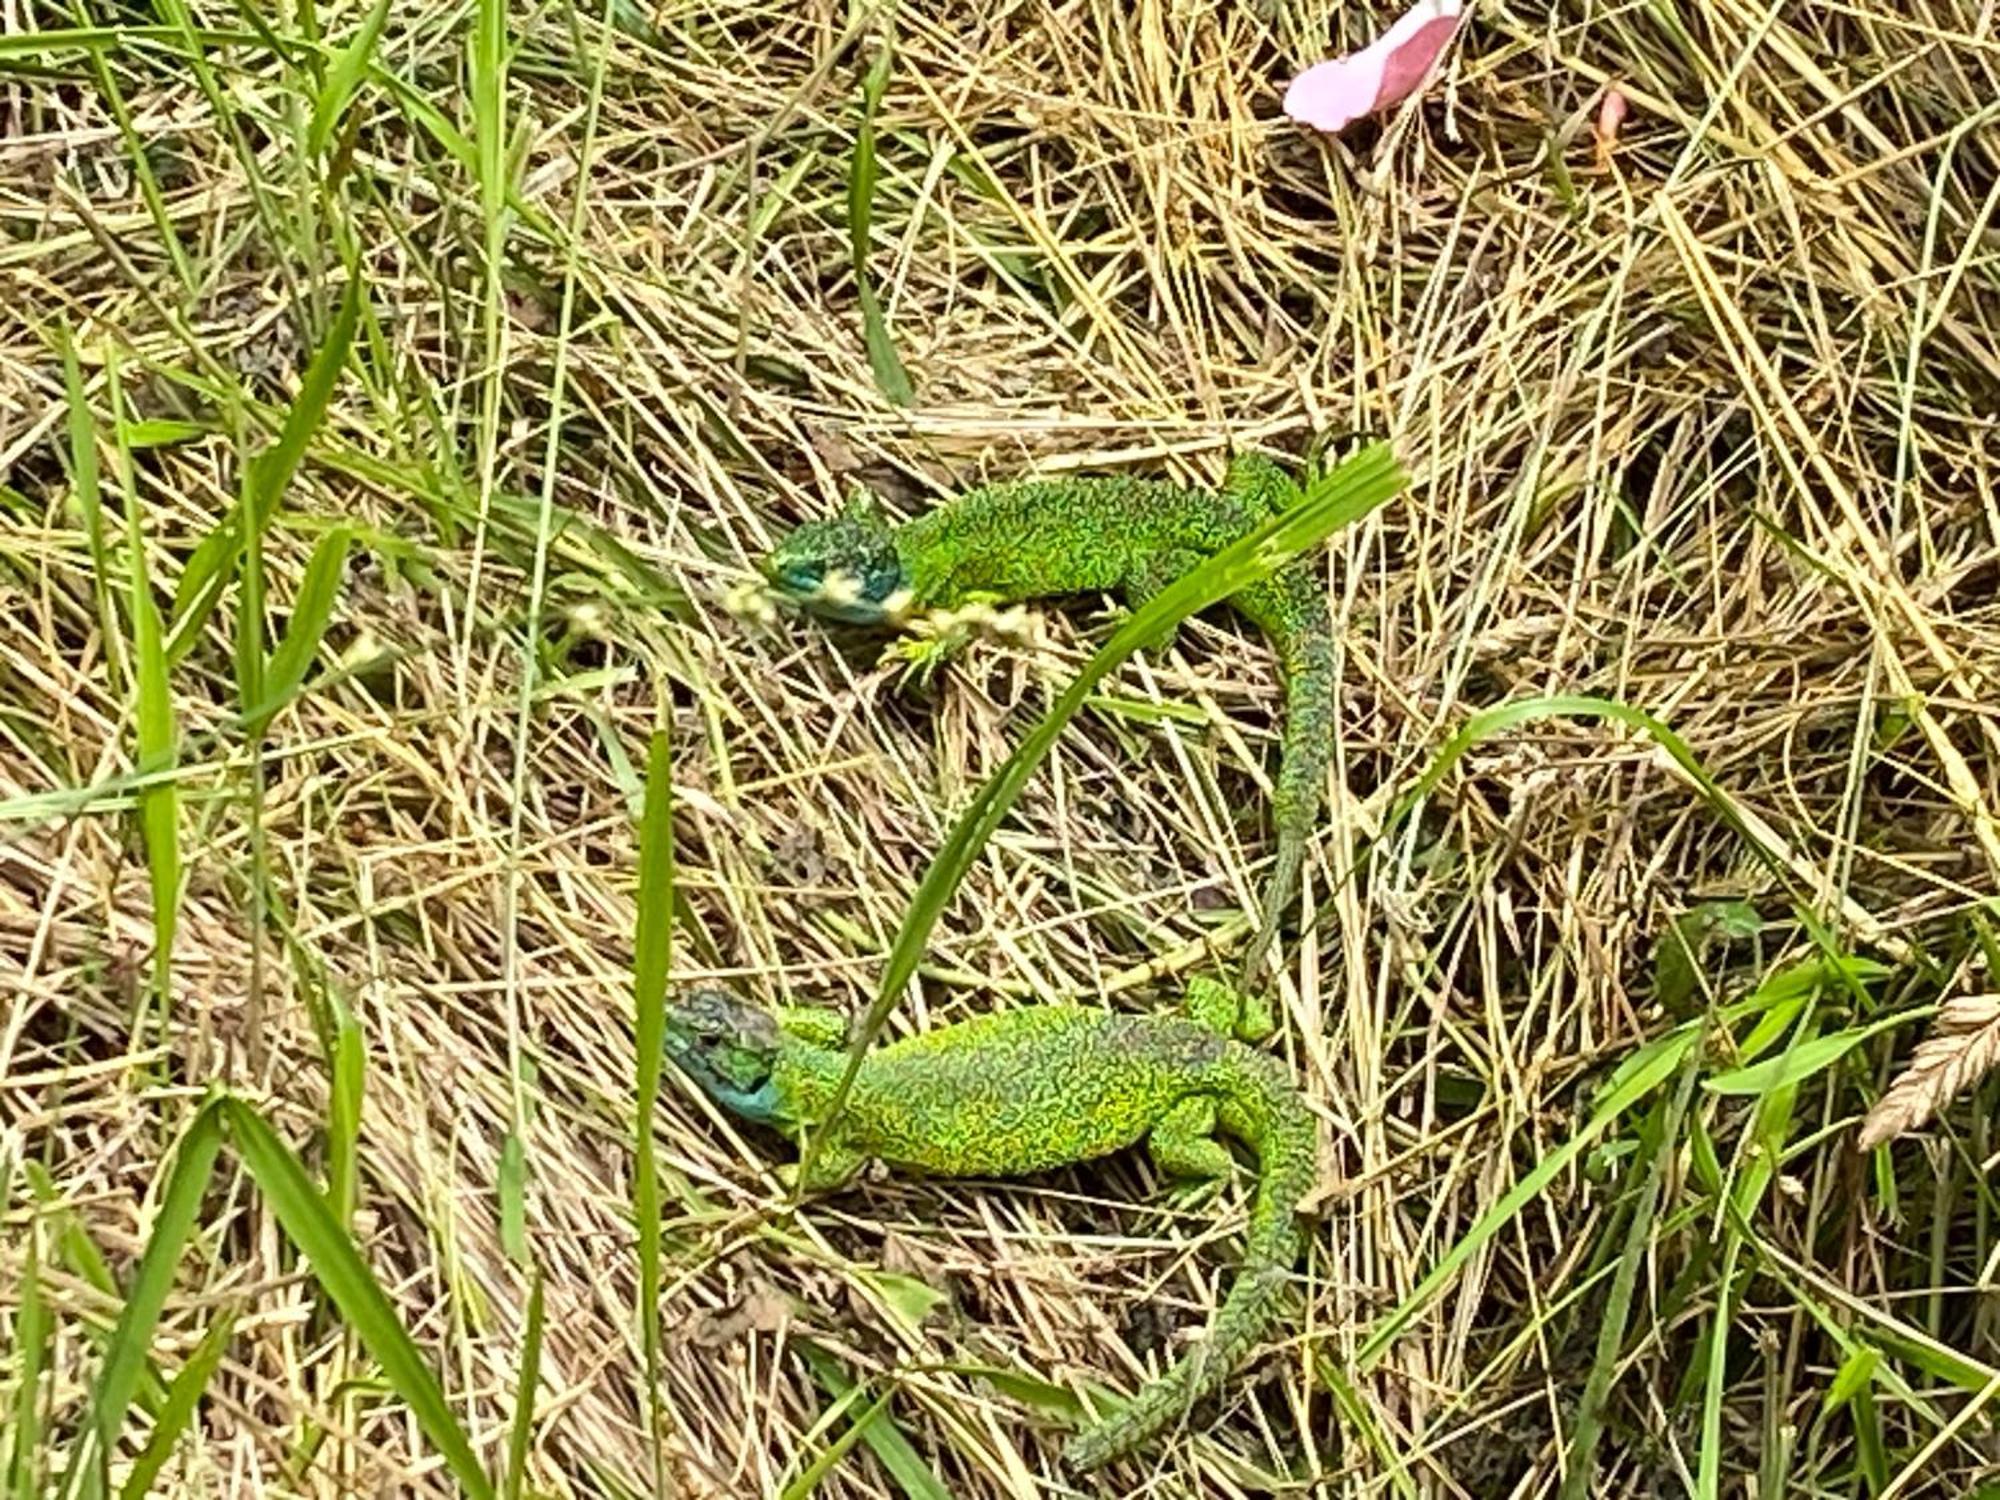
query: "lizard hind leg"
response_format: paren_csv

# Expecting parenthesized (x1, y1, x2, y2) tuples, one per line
(1118, 549, 1203, 654)
(1147, 1096, 1235, 1181)
(1180, 975, 1275, 1045)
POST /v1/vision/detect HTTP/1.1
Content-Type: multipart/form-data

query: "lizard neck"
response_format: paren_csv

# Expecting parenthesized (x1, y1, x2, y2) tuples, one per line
(770, 1043, 850, 1129)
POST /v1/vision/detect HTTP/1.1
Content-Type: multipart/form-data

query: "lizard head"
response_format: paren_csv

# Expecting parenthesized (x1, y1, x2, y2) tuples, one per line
(665, 986, 787, 1124)
(761, 494, 910, 625)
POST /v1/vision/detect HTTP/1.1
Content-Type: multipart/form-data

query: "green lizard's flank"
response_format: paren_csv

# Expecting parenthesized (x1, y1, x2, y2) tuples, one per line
(760, 454, 1334, 984)
(665, 978, 1317, 1470)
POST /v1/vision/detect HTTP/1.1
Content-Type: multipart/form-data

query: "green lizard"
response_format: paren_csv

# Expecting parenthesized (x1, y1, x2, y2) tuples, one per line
(665, 976, 1316, 1470)
(757, 453, 1335, 986)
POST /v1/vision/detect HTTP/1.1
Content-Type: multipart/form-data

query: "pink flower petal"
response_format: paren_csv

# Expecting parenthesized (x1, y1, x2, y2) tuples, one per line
(1283, 0, 1466, 135)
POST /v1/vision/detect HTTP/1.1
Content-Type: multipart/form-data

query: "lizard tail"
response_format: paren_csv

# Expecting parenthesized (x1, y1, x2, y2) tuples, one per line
(1062, 1086, 1317, 1471)
(1237, 610, 1335, 988)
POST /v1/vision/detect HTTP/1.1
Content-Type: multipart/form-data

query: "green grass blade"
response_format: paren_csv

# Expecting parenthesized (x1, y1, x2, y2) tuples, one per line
(795, 1342, 952, 1500)
(1704, 1011, 1923, 1096)
(108, 349, 181, 1016)
(1560, 1051, 1701, 1500)
(502, 1270, 546, 1500)
(21, 1164, 166, 1418)
(799, 441, 1406, 1185)
(847, 42, 913, 406)
(498, 1131, 528, 1265)
(58, 329, 122, 687)
(61, 1101, 226, 1500)
(246, 277, 362, 534)
(632, 728, 675, 1491)
(1355, 1020, 1698, 1372)
(326, 993, 364, 1228)
(117, 1310, 236, 1500)
(221, 1100, 496, 1500)
(167, 276, 361, 663)
(307, 0, 394, 156)
(9, 1217, 51, 1500)
(246, 527, 351, 734)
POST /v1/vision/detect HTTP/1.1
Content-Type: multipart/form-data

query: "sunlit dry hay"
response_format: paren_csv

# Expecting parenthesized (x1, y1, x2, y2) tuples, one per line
(3, 0, 2000, 1495)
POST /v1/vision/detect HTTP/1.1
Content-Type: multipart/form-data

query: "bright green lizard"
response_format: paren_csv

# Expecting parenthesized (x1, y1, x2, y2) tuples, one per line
(665, 977, 1316, 1470)
(755, 453, 1336, 986)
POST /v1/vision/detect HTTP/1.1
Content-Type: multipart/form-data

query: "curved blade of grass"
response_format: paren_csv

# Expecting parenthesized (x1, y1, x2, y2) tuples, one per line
(167, 275, 361, 663)
(221, 1100, 495, 1500)
(117, 1310, 236, 1500)
(307, 0, 394, 156)
(848, 41, 913, 406)
(795, 1341, 952, 1500)
(1355, 1020, 1698, 1372)
(1704, 1011, 1924, 1096)
(107, 349, 180, 1025)
(798, 441, 1406, 1186)
(60, 1101, 226, 1500)
(502, 1269, 545, 1500)
(632, 729, 676, 1492)
(245, 527, 351, 735)
(1387, 693, 1874, 989)
(9, 1217, 51, 1500)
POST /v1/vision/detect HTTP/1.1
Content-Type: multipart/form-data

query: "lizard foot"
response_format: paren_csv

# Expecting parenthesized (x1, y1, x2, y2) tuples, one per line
(879, 594, 1033, 689)
(1181, 976, 1276, 1045)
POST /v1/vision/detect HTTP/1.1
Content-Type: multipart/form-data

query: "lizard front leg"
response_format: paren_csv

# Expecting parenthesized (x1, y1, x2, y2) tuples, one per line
(1179, 975, 1275, 1045)
(880, 591, 1034, 687)
(781, 1130, 868, 1193)
(776, 1006, 849, 1049)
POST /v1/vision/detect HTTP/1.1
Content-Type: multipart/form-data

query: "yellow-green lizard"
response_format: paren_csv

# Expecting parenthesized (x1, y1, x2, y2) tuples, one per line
(665, 977, 1316, 1470)
(757, 453, 1335, 986)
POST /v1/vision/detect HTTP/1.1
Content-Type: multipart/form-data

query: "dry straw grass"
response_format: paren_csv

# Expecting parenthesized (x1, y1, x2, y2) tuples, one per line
(4, 0, 2000, 1495)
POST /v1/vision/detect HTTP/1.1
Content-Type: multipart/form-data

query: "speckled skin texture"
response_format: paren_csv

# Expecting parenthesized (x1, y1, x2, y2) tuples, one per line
(665, 982, 1317, 1470)
(762, 454, 1335, 983)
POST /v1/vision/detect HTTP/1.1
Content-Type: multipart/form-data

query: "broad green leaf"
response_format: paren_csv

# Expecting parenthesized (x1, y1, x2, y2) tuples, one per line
(1825, 1344, 1880, 1410)
(168, 277, 362, 661)
(499, 1131, 528, 1266)
(118, 419, 206, 449)
(1705, 1012, 1922, 1096)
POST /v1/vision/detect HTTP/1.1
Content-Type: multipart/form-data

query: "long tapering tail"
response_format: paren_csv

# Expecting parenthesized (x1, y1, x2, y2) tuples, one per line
(1237, 605, 1336, 988)
(1062, 1085, 1316, 1471)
